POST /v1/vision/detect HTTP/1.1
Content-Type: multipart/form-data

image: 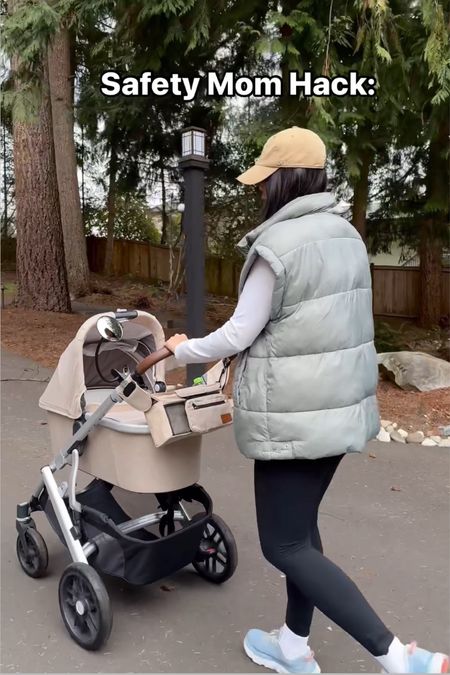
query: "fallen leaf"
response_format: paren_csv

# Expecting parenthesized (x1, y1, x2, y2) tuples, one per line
(390, 486, 402, 492)
(369, 452, 376, 459)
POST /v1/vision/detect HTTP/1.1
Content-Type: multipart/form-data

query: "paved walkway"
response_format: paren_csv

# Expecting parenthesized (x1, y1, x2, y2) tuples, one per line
(1, 350, 449, 673)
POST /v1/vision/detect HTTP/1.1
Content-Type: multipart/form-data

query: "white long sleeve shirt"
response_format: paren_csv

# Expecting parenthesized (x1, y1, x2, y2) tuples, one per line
(174, 257, 276, 364)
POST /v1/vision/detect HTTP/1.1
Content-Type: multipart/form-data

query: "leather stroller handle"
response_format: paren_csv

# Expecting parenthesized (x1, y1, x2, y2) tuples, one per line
(135, 346, 172, 375)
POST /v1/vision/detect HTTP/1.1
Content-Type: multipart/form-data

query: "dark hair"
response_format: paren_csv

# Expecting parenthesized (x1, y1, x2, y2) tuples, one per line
(260, 167, 327, 221)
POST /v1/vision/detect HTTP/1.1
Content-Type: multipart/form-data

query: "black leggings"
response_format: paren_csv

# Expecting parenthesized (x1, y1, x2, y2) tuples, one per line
(254, 455, 394, 657)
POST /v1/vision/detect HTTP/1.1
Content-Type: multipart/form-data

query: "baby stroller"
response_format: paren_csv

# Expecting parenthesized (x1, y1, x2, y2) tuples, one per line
(15, 310, 237, 651)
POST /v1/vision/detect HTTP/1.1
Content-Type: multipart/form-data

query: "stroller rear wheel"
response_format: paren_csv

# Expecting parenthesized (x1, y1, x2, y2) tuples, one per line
(16, 527, 48, 578)
(59, 562, 112, 651)
(193, 514, 237, 584)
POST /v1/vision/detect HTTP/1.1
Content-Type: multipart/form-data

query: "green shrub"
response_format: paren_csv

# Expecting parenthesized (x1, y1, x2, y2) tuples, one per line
(374, 320, 406, 353)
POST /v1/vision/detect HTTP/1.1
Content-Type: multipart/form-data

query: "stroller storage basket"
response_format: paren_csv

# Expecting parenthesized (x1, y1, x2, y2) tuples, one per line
(40, 480, 212, 586)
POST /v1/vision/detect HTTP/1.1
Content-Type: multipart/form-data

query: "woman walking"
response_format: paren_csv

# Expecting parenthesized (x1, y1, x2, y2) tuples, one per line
(165, 127, 448, 674)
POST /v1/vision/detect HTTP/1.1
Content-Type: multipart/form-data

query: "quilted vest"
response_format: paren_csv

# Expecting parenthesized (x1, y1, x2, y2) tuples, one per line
(232, 192, 380, 460)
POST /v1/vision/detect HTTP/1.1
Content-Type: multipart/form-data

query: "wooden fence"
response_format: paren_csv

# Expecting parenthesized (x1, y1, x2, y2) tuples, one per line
(371, 265, 450, 318)
(2, 236, 449, 318)
(87, 238, 450, 318)
(87, 236, 242, 298)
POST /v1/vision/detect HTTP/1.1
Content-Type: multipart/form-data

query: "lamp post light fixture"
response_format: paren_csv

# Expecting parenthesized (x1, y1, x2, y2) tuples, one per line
(179, 126, 210, 383)
(181, 127, 207, 159)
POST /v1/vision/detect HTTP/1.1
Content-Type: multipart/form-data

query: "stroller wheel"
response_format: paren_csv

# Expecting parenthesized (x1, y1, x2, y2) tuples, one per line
(193, 514, 237, 584)
(58, 562, 112, 651)
(16, 528, 48, 578)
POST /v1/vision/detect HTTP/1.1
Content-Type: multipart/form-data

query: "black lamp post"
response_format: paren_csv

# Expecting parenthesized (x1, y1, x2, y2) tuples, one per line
(179, 126, 209, 383)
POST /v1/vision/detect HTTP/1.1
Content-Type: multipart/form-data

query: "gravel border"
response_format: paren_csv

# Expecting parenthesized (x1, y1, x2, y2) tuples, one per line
(376, 420, 450, 446)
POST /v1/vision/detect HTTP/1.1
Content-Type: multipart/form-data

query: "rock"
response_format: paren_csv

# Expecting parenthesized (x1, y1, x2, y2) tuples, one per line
(376, 428, 391, 443)
(390, 430, 406, 443)
(386, 424, 397, 433)
(378, 351, 450, 392)
(380, 420, 392, 428)
(406, 431, 425, 444)
(430, 435, 441, 444)
(439, 438, 450, 447)
(397, 428, 408, 438)
(421, 438, 438, 446)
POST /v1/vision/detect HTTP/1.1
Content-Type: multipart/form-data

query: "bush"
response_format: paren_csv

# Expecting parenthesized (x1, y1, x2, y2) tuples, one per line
(84, 194, 161, 244)
(374, 320, 407, 353)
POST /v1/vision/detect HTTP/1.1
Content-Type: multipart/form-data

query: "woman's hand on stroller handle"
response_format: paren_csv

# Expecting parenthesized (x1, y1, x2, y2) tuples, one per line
(164, 333, 188, 353)
(133, 333, 187, 375)
(135, 346, 173, 375)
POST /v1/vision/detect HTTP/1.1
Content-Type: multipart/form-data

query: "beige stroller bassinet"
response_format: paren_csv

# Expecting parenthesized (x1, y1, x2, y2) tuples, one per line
(15, 310, 237, 652)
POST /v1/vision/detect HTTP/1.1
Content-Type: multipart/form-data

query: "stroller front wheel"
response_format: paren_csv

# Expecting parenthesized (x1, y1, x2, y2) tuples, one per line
(193, 514, 237, 584)
(16, 527, 48, 578)
(58, 562, 112, 651)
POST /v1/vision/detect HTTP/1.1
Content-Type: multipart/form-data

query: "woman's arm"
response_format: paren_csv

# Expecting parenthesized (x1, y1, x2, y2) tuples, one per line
(174, 257, 276, 364)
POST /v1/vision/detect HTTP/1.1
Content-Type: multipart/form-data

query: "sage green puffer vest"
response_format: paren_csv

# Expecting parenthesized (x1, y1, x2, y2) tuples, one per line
(232, 192, 380, 461)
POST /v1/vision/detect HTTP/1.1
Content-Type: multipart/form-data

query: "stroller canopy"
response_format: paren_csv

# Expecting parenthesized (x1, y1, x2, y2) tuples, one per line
(39, 311, 166, 419)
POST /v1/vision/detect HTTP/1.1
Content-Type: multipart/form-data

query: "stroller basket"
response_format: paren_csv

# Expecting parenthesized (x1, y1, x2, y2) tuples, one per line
(40, 480, 212, 586)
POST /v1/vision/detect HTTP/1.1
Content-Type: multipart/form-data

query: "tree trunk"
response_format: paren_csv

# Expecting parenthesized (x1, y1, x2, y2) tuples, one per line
(351, 147, 373, 242)
(280, 51, 309, 127)
(160, 164, 168, 245)
(279, 0, 308, 126)
(419, 114, 448, 327)
(104, 142, 118, 275)
(12, 56, 70, 311)
(419, 218, 442, 326)
(80, 125, 86, 218)
(2, 123, 8, 238)
(48, 28, 90, 297)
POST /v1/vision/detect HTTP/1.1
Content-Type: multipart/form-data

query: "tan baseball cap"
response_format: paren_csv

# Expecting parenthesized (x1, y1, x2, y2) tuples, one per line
(237, 126, 326, 185)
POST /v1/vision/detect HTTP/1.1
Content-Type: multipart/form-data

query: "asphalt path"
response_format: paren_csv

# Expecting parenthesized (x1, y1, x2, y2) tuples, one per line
(1, 351, 449, 673)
